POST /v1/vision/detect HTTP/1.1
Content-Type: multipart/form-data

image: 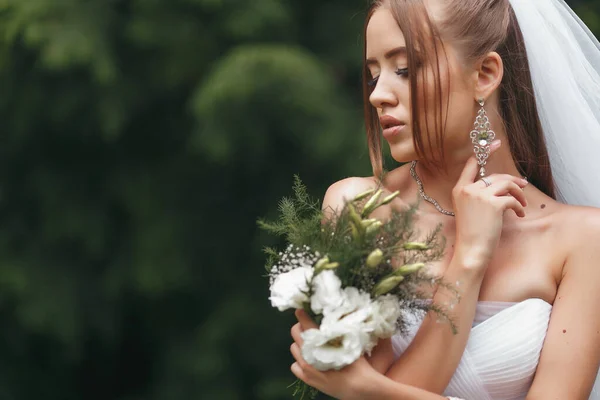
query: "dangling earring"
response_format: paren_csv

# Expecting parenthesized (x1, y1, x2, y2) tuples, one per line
(470, 98, 495, 177)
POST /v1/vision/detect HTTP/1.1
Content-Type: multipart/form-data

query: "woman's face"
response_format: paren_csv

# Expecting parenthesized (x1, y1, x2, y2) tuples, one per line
(365, 5, 477, 165)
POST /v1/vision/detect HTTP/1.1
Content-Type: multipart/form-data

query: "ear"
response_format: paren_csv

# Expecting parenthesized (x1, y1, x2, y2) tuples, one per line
(474, 51, 504, 101)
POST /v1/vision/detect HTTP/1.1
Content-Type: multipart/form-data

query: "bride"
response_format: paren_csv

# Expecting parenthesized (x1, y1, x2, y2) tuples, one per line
(288, 0, 600, 399)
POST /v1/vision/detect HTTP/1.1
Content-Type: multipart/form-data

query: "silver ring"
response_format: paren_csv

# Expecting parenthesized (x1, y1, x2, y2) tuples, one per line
(481, 177, 492, 187)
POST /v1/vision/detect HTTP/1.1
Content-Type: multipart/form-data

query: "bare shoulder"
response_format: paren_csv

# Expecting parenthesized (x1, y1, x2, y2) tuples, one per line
(528, 202, 600, 398)
(554, 203, 600, 272)
(322, 176, 380, 216)
(322, 165, 415, 217)
(555, 203, 600, 241)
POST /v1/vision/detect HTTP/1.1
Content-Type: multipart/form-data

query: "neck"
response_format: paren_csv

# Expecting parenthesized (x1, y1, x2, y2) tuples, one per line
(413, 120, 522, 216)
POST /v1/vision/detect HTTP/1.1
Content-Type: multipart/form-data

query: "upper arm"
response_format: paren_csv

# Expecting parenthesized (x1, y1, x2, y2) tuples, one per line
(322, 177, 395, 374)
(322, 177, 378, 219)
(527, 209, 600, 399)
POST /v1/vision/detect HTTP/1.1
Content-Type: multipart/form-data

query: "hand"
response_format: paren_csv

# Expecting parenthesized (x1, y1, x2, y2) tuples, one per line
(290, 310, 379, 400)
(292, 309, 393, 372)
(452, 140, 529, 271)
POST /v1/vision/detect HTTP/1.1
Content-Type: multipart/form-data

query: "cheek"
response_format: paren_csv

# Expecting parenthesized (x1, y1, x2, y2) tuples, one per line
(414, 65, 473, 150)
(413, 65, 451, 143)
(445, 90, 477, 144)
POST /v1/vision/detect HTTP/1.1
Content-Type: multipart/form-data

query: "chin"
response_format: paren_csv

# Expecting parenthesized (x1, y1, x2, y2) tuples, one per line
(388, 141, 417, 164)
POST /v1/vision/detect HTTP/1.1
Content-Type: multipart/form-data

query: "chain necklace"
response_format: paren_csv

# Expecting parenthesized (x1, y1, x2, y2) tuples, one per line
(410, 161, 456, 217)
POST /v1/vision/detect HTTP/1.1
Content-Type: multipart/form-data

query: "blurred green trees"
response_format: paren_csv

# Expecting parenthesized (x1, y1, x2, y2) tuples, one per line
(0, 0, 598, 399)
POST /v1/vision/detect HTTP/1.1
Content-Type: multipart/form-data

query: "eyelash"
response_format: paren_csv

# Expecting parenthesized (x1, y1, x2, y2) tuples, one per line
(367, 68, 409, 88)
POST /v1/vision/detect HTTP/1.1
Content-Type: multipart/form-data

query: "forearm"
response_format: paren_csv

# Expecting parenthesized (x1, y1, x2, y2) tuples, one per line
(358, 371, 450, 400)
(385, 254, 485, 393)
(367, 338, 395, 374)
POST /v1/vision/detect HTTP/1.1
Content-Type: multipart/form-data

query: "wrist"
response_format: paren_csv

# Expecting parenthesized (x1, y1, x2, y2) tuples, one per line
(437, 249, 487, 300)
(354, 370, 389, 400)
(451, 244, 490, 277)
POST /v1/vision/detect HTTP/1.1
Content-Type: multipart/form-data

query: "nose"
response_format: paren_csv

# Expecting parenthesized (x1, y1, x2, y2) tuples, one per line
(369, 76, 399, 111)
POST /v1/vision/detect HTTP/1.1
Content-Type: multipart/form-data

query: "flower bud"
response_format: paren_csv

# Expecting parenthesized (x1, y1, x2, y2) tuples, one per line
(314, 257, 340, 274)
(347, 203, 363, 227)
(365, 221, 383, 236)
(362, 189, 383, 217)
(373, 275, 405, 297)
(322, 262, 339, 270)
(353, 188, 376, 202)
(360, 218, 379, 228)
(314, 256, 330, 271)
(350, 224, 360, 241)
(402, 242, 430, 250)
(394, 263, 425, 276)
(366, 249, 384, 268)
(381, 190, 400, 205)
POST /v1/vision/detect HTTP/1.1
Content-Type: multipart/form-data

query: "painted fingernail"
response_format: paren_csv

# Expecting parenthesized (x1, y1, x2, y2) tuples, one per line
(491, 139, 501, 149)
(521, 178, 529, 185)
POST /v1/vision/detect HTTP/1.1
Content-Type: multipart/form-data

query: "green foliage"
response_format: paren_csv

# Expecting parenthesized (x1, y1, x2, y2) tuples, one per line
(258, 176, 323, 247)
(0, 0, 597, 399)
(190, 43, 361, 168)
(261, 177, 451, 324)
(260, 178, 452, 398)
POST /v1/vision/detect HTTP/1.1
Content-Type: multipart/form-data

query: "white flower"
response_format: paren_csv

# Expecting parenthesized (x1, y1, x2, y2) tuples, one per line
(320, 286, 378, 355)
(341, 287, 372, 312)
(321, 287, 375, 332)
(310, 270, 344, 315)
(322, 286, 373, 320)
(269, 266, 313, 311)
(301, 320, 369, 371)
(368, 294, 402, 339)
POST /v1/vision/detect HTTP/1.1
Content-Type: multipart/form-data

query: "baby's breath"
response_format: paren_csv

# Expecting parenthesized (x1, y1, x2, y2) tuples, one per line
(259, 176, 456, 400)
(269, 244, 321, 286)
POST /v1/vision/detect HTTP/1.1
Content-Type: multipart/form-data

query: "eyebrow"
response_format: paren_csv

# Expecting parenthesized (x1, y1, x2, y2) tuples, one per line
(366, 46, 407, 67)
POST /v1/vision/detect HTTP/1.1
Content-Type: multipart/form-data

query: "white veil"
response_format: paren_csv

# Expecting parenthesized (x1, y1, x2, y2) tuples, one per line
(508, 1, 600, 396)
(509, 0, 600, 208)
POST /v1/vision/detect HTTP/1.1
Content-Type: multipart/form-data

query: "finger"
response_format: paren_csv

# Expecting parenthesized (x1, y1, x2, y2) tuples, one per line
(291, 362, 308, 382)
(457, 154, 481, 187)
(479, 173, 529, 189)
(291, 323, 304, 345)
(290, 343, 307, 368)
(291, 343, 322, 380)
(295, 309, 318, 330)
(494, 196, 526, 218)
(487, 181, 528, 207)
(458, 140, 502, 186)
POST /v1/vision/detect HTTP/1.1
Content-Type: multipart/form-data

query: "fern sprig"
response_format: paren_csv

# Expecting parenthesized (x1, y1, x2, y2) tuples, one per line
(259, 176, 455, 400)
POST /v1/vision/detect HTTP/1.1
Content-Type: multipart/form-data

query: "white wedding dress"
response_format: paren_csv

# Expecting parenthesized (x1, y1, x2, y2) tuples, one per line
(391, 298, 600, 399)
(389, 0, 600, 398)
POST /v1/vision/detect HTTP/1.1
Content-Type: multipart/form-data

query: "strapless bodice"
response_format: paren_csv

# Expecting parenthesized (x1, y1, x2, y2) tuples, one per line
(392, 298, 600, 399)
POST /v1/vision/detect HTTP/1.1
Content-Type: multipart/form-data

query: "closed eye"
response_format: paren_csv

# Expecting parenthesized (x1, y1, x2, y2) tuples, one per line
(396, 67, 409, 77)
(367, 77, 379, 88)
(367, 68, 409, 88)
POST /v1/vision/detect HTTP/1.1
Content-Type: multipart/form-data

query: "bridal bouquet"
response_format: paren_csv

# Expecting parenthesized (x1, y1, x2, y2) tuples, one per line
(259, 177, 451, 398)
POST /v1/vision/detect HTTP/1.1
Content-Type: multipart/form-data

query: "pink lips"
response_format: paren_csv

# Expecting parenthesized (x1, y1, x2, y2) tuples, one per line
(379, 115, 406, 139)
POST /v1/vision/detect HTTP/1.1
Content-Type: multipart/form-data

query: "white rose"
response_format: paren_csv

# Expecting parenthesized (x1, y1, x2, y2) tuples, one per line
(301, 320, 369, 371)
(269, 266, 313, 311)
(310, 270, 344, 315)
(368, 294, 402, 339)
